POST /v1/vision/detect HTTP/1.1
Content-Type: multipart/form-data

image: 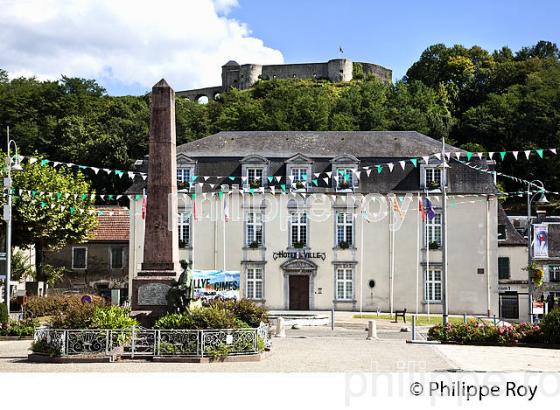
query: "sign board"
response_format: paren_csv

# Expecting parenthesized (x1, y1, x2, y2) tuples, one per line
(272, 250, 326, 261)
(533, 300, 545, 315)
(192, 270, 240, 303)
(533, 224, 549, 258)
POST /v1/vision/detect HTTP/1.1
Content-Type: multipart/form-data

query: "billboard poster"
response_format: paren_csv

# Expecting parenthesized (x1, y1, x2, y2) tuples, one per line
(533, 224, 549, 258)
(192, 269, 240, 303)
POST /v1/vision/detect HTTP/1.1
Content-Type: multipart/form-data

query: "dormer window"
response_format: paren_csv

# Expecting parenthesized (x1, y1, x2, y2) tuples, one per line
(331, 154, 359, 192)
(421, 163, 446, 190)
(286, 153, 313, 192)
(241, 154, 269, 190)
(176, 154, 196, 192)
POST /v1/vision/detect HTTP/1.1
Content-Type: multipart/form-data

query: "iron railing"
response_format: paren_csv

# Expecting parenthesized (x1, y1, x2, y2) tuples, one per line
(33, 325, 270, 358)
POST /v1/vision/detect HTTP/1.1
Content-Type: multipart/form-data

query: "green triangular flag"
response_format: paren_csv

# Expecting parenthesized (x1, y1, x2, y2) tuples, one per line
(57, 192, 62, 200)
(466, 152, 473, 161)
(312, 179, 318, 186)
(410, 158, 417, 167)
(192, 175, 198, 181)
(376, 165, 382, 174)
(249, 188, 255, 194)
(108, 195, 114, 200)
(70, 207, 75, 214)
(500, 151, 506, 160)
(41, 201, 46, 208)
(40, 159, 49, 166)
(191, 193, 196, 200)
(536, 149, 544, 159)
(81, 194, 87, 201)
(218, 191, 223, 198)
(31, 191, 37, 198)
(267, 176, 273, 183)
(228, 176, 235, 181)
(280, 184, 286, 192)
(135, 194, 141, 201)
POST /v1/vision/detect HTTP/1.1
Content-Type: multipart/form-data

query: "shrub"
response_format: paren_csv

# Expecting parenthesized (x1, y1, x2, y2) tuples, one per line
(541, 308, 560, 344)
(0, 303, 8, 326)
(428, 321, 545, 346)
(211, 299, 269, 327)
(155, 312, 194, 329)
(31, 334, 63, 357)
(0, 318, 39, 337)
(49, 303, 98, 329)
(25, 294, 106, 318)
(91, 306, 139, 329)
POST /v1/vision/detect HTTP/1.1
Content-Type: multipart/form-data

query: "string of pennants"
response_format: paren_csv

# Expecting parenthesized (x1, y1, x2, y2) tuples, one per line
(13, 145, 557, 187)
(17, 155, 147, 179)
(459, 159, 560, 195)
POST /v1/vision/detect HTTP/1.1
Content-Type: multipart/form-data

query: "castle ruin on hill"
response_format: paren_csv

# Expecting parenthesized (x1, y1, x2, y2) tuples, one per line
(177, 58, 392, 102)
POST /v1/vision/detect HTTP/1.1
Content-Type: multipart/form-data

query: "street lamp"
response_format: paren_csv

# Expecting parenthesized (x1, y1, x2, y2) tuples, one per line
(3, 126, 22, 315)
(526, 179, 548, 324)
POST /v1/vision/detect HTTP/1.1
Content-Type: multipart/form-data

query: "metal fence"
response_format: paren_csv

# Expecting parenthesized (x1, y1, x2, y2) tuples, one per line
(33, 325, 270, 359)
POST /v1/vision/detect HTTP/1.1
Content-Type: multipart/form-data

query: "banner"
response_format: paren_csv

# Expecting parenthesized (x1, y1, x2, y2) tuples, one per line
(533, 224, 548, 258)
(192, 269, 240, 303)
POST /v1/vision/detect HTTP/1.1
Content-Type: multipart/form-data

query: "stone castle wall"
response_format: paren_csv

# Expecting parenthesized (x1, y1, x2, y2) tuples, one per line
(178, 58, 392, 102)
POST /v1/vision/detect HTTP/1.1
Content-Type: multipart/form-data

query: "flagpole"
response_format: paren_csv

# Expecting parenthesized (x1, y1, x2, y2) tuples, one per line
(426, 189, 430, 318)
(359, 201, 364, 317)
(441, 137, 449, 326)
(416, 192, 420, 316)
(223, 194, 227, 271)
(390, 197, 395, 315)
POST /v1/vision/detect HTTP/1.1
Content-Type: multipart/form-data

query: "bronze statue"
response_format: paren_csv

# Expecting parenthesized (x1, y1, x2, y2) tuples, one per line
(166, 260, 194, 312)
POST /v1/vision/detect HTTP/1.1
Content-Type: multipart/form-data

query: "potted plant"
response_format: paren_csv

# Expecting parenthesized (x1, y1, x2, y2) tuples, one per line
(292, 241, 306, 249)
(177, 180, 190, 191)
(178, 239, 187, 249)
(527, 262, 545, 287)
(428, 241, 441, 250)
(248, 241, 260, 249)
(427, 180, 440, 190)
(295, 181, 305, 190)
(249, 180, 261, 189)
(338, 240, 350, 250)
(339, 180, 351, 190)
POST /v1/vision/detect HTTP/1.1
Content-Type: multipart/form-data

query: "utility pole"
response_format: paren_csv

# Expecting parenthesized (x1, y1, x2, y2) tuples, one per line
(441, 137, 449, 326)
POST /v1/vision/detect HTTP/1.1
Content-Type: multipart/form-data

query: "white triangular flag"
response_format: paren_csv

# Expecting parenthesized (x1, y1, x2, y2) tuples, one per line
(275, 176, 281, 182)
(326, 171, 332, 177)
(512, 151, 519, 160)
(422, 156, 430, 164)
(489, 152, 495, 160)
(476, 152, 483, 159)
(445, 152, 451, 160)
(323, 177, 329, 184)
(434, 153, 442, 160)
(524, 150, 531, 159)
(399, 160, 406, 170)
(388, 163, 394, 172)
(454, 152, 461, 160)
(366, 169, 372, 177)
(550, 148, 557, 155)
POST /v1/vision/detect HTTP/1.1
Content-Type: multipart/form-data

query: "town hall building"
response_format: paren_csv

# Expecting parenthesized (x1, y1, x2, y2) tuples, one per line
(127, 131, 500, 315)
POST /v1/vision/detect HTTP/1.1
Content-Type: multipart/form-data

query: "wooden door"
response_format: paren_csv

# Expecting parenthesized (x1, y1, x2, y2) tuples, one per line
(289, 275, 309, 310)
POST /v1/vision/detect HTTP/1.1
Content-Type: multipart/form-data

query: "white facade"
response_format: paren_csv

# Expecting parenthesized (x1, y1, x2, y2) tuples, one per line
(129, 190, 499, 315)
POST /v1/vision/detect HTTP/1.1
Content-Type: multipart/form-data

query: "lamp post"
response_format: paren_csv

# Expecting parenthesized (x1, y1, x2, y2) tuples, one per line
(3, 127, 22, 314)
(439, 138, 450, 326)
(526, 179, 548, 325)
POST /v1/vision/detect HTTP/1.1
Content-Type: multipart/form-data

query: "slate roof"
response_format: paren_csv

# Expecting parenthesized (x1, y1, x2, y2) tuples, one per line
(498, 205, 526, 246)
(126, 131, 497, 195)
(176, 131, 457, 158)
(90, 206, 129, 242)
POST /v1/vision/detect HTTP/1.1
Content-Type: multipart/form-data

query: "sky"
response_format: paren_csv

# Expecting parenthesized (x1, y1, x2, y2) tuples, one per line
(0, 0, 558, 95)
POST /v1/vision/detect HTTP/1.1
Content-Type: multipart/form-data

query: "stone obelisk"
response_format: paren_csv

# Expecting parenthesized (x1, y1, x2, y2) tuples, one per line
(132, 79, 180, 318)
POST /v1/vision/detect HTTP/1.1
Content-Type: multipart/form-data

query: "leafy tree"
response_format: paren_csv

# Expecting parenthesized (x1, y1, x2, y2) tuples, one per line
(1, 155, 98, 280)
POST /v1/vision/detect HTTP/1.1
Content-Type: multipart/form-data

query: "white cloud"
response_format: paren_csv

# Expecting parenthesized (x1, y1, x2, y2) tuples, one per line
(0, 0, 283, 94)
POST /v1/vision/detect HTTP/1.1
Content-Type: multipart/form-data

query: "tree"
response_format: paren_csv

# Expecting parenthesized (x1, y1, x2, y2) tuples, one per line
(2, 156, 98, 280)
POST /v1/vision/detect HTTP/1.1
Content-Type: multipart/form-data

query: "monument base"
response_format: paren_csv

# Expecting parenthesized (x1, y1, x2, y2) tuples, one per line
(131, 273, 178, 324)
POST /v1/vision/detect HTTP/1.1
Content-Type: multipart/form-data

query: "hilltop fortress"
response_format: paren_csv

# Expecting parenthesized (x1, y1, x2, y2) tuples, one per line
(177, 58, 392, 102)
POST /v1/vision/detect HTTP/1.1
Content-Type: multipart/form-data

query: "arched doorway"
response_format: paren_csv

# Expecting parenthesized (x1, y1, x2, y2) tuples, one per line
(280, 259, 317, 310)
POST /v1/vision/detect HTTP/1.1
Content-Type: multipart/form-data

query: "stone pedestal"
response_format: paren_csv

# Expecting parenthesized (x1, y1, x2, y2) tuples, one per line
(131, 78, 180, 318)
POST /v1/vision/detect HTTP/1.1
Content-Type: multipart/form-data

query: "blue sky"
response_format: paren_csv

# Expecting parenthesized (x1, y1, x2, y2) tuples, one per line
(1, 0, 558, 95)
(229, 0, 560, 82)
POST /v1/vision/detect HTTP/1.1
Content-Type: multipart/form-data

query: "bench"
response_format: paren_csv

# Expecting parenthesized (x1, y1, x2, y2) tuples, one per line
(394, 309, 407, 323)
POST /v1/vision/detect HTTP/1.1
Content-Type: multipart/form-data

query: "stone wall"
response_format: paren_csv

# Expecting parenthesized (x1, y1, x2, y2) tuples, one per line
(177, 58, 392, 101)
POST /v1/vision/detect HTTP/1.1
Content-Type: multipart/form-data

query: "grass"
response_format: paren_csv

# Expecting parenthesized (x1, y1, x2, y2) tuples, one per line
(352, 313, 481, 326)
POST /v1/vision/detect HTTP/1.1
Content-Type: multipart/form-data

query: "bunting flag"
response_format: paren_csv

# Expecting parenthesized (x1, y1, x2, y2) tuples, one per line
(418, 198, 426, 221)
(424, 198, 436, 220)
